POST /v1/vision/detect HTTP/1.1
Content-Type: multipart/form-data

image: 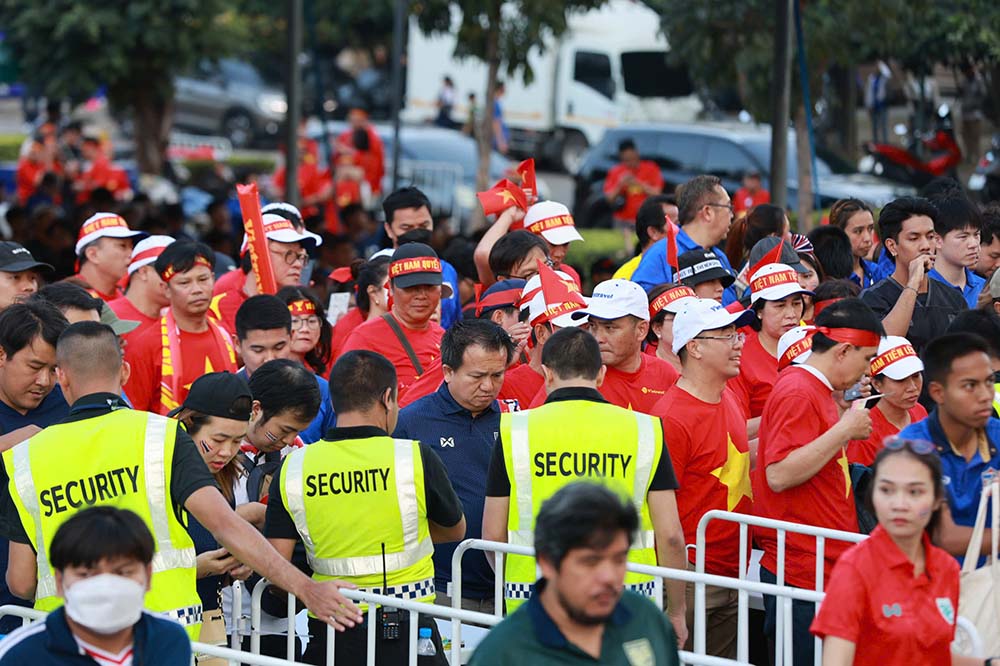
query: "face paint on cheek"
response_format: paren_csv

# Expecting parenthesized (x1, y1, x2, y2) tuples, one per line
(918, 508, 932, 518)
(265, 431, 278, 443)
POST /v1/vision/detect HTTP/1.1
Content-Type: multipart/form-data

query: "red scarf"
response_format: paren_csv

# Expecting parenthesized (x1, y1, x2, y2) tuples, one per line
(159, 309, 237, 414)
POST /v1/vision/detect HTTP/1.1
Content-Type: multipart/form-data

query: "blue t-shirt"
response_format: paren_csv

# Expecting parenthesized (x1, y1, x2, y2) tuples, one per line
(394, 382, 500, 599)
(848, 258, 880, 289)
(440, 259, 462, 331)
(928, 267, 987, 310)
(630, 228, 738, 305)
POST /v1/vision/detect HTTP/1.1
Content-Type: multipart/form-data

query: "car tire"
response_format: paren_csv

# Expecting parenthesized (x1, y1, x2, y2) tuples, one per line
(221, 110, 254, 149)
(558, 130, 589, 175)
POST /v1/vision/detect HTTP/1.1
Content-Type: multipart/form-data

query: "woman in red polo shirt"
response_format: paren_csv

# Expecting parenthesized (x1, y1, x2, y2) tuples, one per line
(811, 439, 992, 666)
(848, 336, 928, 466)
(328, 255, 390, 362)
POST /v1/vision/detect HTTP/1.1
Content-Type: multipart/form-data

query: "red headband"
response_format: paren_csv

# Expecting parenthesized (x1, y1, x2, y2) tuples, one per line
(649, 285, 696, 318)
(288, 299, 316, 316)
(161, 255, 212, 282)
(869, 343, 917, 376)
(812, 298, 841, 319)
(475, 287, 522, 317)
(130, 245, 167, 267)
(389, 257, 442, 278)
(812, 326, 881, 348)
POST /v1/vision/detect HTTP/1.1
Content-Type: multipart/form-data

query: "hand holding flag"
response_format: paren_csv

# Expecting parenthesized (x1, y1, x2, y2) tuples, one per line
(477, 178, 528, 216)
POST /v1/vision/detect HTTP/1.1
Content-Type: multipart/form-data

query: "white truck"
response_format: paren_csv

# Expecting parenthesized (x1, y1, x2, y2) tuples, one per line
(403, 0, 701, 173)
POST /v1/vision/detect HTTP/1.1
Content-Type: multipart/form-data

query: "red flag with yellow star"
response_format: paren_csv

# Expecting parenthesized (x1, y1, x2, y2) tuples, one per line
(477, 178, 528, 216)
(532, 259, 587, 324)
(515, 159, 537, 205)
(746, 240, 785, 282)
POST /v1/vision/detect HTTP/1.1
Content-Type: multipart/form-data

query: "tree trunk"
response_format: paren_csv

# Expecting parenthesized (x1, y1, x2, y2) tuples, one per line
(132, 87, 172, 177)
(472, 0, 503, 232)
(842, 66, 858, 162)
(794, 104, 814, 232)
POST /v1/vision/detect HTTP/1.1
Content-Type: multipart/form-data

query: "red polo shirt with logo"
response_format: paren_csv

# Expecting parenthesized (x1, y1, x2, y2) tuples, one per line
(811, 526, 959, 665)
(341, 313, 444, 392)
(526, 353, 678, 413)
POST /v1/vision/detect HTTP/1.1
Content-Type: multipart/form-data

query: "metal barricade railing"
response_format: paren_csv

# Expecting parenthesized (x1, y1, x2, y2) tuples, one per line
(694, 510, 866, 666)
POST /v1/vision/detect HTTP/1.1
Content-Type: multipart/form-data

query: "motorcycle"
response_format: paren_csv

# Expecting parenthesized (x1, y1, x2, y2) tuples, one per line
(968, 133, 1000, 204)
(858, 104, 962, 188)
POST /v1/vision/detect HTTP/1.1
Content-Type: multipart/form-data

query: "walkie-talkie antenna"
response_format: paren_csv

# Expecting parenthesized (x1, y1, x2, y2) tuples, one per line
(382, 542, 388, 595)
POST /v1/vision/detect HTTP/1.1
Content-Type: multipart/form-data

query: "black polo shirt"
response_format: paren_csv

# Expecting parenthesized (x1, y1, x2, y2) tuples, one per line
(860, 276, 967, 353)
(0, 392, 218, 545)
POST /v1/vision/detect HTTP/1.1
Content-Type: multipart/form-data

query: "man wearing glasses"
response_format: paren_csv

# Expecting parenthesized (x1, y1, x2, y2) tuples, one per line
(631, 175, 739, 305)
(210, 213, 321, 337)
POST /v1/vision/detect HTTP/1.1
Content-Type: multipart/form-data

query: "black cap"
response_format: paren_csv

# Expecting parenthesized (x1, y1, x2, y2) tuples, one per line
(167, 372, 252, 421)
(747, 237, 807, 274)
(0, 242, 53, 273)
(389, 242, 444, 289)
(677, 250, 735, 288)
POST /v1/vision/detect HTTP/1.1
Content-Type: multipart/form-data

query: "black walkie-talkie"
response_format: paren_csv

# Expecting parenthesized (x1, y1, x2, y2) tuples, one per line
(379, 542, 400, 640)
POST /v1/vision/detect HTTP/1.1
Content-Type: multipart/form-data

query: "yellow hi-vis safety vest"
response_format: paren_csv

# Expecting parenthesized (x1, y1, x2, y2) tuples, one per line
(2, 409, 201, 638)
(279, 435, 435, 612)
(500, 401, 662, 612)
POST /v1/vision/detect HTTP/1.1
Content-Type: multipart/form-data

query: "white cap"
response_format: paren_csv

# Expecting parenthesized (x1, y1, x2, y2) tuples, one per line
(870, 335, 923, 380)
(260, 201, 303, 224)
(748, 263, 812, 304)
(672, 298, 756, 354)
(523, 201, 583, 246)
(571, 279, 649, 322)
(520, 269, 587, 328)
(777, 325, 814, 370)
(649, 285, 698, 317)
(128, 235, 176, 275)
(239, 213, 321, 254)
(370, 248, 395, 260)
(75, 212, 148, 256)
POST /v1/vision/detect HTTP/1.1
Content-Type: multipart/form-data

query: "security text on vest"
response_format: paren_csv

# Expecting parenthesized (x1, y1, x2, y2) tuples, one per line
(40, 466, 141, 517)
(305, 468, 391, 496)
(533, 452, 632, 478)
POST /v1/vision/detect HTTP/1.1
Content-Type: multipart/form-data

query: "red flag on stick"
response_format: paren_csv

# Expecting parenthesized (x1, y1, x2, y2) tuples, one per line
(532, 259, 587, 325)
(477, 179, 528, 216)
(746, 239, 786, 282)
(237, 182, 278, 295)
(665, 218, 680, 275)
(515, 159, 537, 205)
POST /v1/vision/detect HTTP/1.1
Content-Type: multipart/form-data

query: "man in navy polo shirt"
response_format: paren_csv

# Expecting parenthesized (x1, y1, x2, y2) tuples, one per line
(394, 319, 516, 612)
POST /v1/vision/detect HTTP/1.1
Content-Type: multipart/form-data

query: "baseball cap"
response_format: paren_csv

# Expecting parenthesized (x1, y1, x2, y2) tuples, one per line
(747, 237, 807, 274)
(649, 285, 698, 318)
(677, 250, 735, 288)
(475, 279, 526, 317)
(571, 279, 649, 322)
(520, 268, 587, 327)
(128, 235, 175, 276)
(167, 371, 253, 421)
(99, 303, 141, 336)
(522, 201, 584, 246)
(777, 325, 814, 370)
(748, 263, 812, 304)
(0, 241, 53, 273)
(239, 213, 322, 255)
(389, 243, 444, 289)
(869, 335, 923, 380)
(672, 298, 756, 354)
(75, 213, 148, 256)
(260, 201, 304, 226)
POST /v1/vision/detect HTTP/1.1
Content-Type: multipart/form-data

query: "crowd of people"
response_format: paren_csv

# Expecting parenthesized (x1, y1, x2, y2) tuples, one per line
(0, 112, 997, 666)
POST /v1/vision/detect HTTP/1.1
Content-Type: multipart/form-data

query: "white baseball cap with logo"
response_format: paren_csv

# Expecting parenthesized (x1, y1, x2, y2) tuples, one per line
(75, 212, 148, 256)
(571, 279, 649, 322)
(776, 325, 814, 370)
(870, 335, 923, 380)
(128, 235, 176, 275)
(520, 269, 588, 327)
(522, 201, 584, 246)
(748, 263, 812, 304)
(239, 213, 322, 254)
(671, 298, 756, 354)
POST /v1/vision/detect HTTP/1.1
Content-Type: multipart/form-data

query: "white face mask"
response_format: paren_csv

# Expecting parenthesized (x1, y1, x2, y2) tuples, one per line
(64, 573, 146, 634)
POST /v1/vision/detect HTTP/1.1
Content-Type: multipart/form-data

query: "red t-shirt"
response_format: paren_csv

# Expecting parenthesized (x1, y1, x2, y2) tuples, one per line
(124, 317, 238, 413)
(733, 187, 771, 215)
(728, 330, 778, 419)
(208, 288, 246, 339)
(500, 363, 544, 407)
(67, 274, 121, 303)
(603, 161, 664, 223)
(337, 128, 385, 194)
(528, 354, 678, 413)
(847, 403, 928, 466)
(753, 366, 858, 589)
(330, 307, 366, 364)
(213, 269, 246, 296)
(811, 526, 959, 665)
(398, 357, 444, 408)
(653, 385, 753, 575)
(107, 296, 159, 344)
(15, 157, 44, 204)
(341, 313, 443, 392)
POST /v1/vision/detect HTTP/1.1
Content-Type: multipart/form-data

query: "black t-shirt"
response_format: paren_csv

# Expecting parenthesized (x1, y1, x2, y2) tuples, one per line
(860, 277, 967, 353)
(0, 393, 219, 545)
(485, 387, 679, 496)
(264, 425, 464, 540)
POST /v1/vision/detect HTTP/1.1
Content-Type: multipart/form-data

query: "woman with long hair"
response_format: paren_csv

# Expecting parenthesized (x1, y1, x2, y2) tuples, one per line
(277, 285, 332, 376)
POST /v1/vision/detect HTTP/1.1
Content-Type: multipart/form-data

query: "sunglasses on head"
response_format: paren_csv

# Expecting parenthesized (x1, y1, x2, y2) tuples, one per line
(882, 437, 936, 455)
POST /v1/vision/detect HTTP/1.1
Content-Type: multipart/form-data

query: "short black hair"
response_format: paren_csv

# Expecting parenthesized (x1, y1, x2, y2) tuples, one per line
(57, 322, 122, 378)
(489, 230, 548, 279)
(878, 196, 939, 246)
(534, 482, 638, 569)
(382, 187, 432, 227)
(923, 333, 991, 387)
(248, 359, 321, 424)
(541, 327, 602, 380)
(617, 138, 637, 154)
(50, 506, 154, 570)
(946, 309, 1000, 359)
(441, 319, 516, 369)
(812, 278, 860, 302)
(635, 195, 673, 247)
(236, 294, 291, 341)
(806, 226, 854, 280)
(811, 298, 884, 353)
(981, 203, 1000, 246)
(34, 282, 101, 314)
(930, 193, 983, 237)
(329, 350, 397, 413)
(355, 257, 391, 315)
(154, 240, 216, 277)
(0, 300, 68, 359)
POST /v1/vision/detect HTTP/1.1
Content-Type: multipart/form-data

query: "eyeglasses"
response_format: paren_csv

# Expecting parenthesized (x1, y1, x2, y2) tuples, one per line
(705, 202, 734, 214)
(272, 249, 309, 266)
(882, 437, 936, 455)
(694, 331, 746, 346)
(291, 316, 322, 330)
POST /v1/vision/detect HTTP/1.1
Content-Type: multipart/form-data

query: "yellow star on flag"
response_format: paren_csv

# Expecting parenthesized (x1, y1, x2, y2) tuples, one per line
(711, 435, 753, 511)
(182, 357, 216, 391)
(498, 189, 517, 205)
(837, 448, 852, 498)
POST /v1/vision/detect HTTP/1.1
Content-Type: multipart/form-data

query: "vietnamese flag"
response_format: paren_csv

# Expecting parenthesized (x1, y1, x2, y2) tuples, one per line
(746, 239, 785, 282)
(477, 178, 528, 216)
(532, 259, 586, 324)
(665, 218, 680, 276)
(236, 183, 278, 295)
(515, 159, 537, 205)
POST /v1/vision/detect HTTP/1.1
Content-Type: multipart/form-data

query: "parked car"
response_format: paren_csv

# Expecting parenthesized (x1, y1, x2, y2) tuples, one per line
(573, 122, 915, 227)
(173, 59, 286, 149)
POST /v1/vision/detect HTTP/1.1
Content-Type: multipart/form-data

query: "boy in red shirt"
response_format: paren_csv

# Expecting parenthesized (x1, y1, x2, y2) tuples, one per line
(752, 298, 883, 665)
(652, 298, 755, 657)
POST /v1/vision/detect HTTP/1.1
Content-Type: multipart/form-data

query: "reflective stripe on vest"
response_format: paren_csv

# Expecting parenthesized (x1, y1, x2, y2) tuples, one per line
(283, 439, 432, 577)
(142, 415, 197, 574)
(12, 442, 54, 599)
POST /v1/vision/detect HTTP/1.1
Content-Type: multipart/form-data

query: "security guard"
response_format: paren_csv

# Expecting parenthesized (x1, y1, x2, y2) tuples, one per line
(482, 326, 690, 646)
(0, 322, 364, 639)
(265, 350, 466, 665)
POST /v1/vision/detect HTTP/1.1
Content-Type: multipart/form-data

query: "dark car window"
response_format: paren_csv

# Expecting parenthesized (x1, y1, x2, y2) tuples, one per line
(621, 52, 694, 99)
(603, 131, 661, 161)
(703, 139, 760, 180)
(743, 138, 834, 177)
(574, 51, 615, 100)
(655, 133, 707, 171)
